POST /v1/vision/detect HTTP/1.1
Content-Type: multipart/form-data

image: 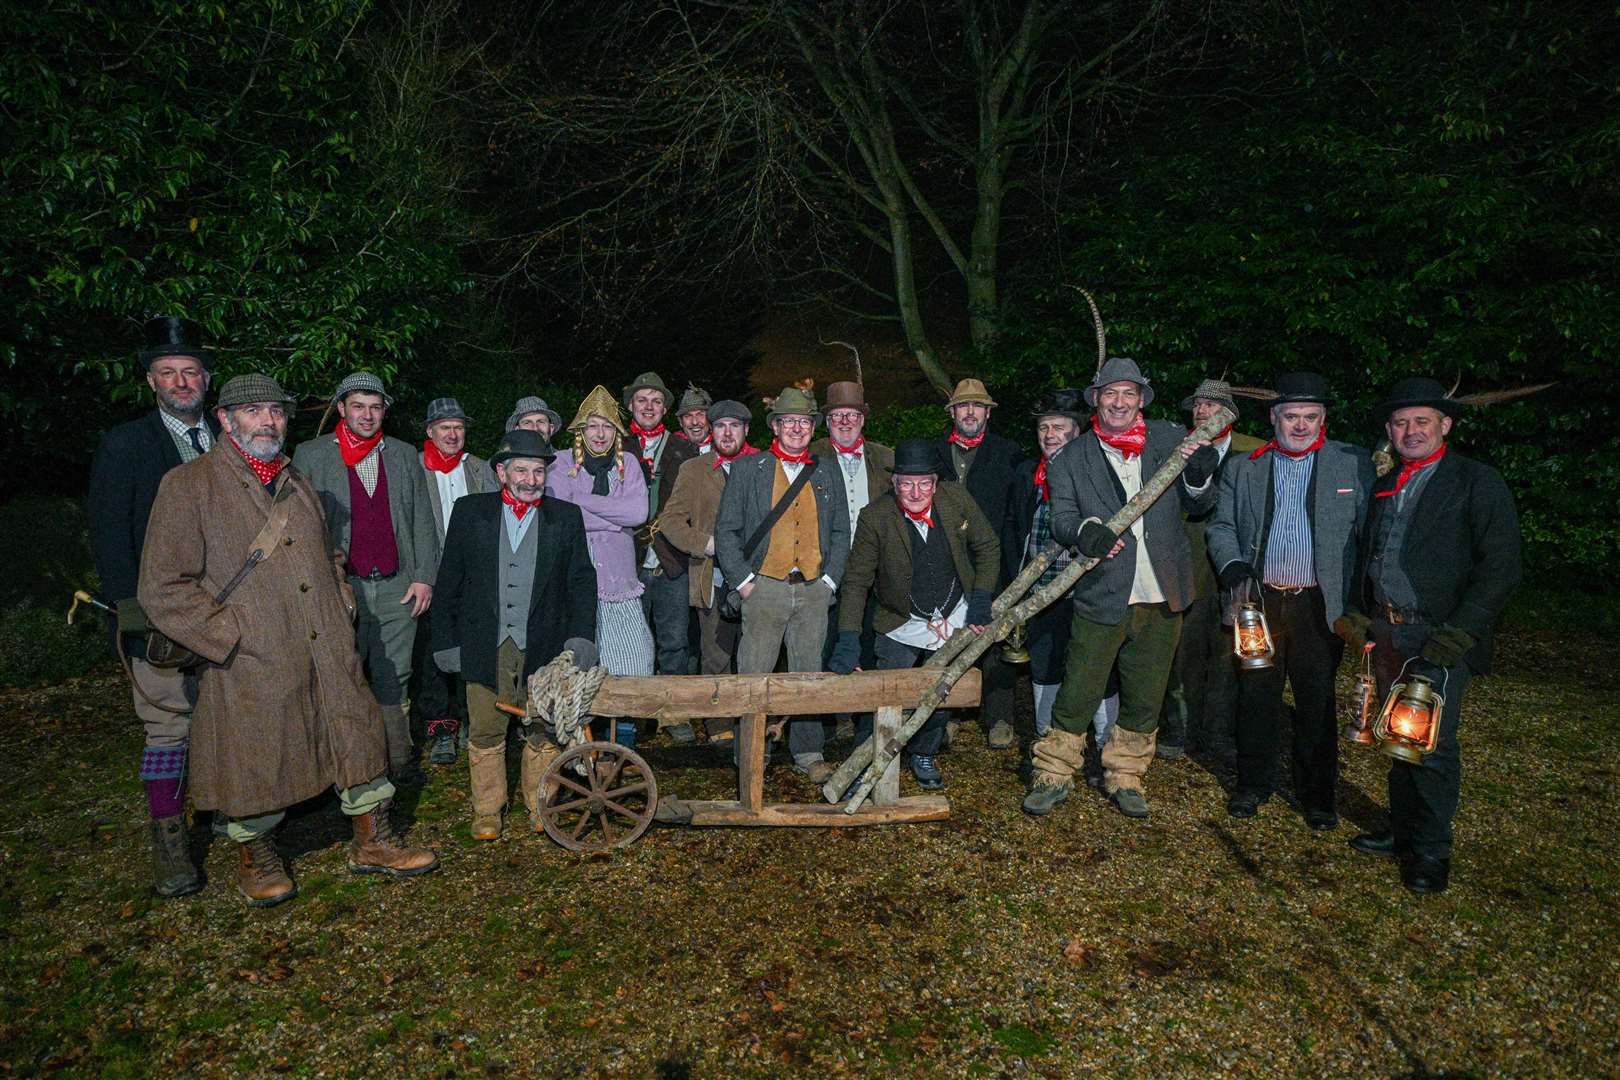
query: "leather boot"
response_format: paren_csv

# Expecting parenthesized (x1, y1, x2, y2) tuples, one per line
(235, 835, 297, 907)
(519, 741, 560, 834)
(150, 815, 203, 898)
(347, 800, 440, 877)
(468, 743, 507, 840)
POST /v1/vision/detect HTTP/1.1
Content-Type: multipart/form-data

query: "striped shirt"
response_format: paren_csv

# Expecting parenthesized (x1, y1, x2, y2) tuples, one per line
(1263, 452, 1317, 588)
(159, 409, 212, 463)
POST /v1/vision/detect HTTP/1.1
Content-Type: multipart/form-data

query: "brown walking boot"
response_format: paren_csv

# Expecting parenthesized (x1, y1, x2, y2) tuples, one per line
(468, 742, 507, 840)
(346, 800, 440, 878)
(235, 835, 297, 908)
(150, 814, 203, 898)
(520, 741, 560, 835)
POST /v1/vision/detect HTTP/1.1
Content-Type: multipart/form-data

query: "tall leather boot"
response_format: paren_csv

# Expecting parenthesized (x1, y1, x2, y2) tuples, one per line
(149, 815, 203, 898)
(519, 741, 560, 835)
(347, 800, 440, 877)
(236, 834, 297, 907)
(467, 743, 507, 841)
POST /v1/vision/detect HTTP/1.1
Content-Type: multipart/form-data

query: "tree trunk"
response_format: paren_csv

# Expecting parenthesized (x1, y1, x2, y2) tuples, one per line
(966, 159, 1003, 348)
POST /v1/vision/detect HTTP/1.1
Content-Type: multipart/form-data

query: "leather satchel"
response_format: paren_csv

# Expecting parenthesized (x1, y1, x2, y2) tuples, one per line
(717, 457, 819, 620)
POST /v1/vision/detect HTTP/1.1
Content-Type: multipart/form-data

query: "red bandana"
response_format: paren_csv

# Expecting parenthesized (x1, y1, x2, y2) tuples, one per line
(1092, 414, 1147, 459)
(712, 444, 761, 470)
(1249, 426, 1326, 460)
(631, 421, 665, 443)
(1376, 443, 1447, 498)
(337, 422, 384, 468)
(833, 436, 865, 456)
(229, 436, 288, 486)
(949, 429, 985, 450)
(769, 439, 811, 465)
(903, 505, 935, 528)
(501, 487, 542, 520)
(1033, 456, 1050, 502)
(422, 440, 466, 474)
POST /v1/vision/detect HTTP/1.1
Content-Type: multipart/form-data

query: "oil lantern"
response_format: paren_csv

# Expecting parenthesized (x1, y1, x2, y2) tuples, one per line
(1342, 642, 1378, 746)
(1373, 668, 1445, 763)
(1233, 602, 1274, 670)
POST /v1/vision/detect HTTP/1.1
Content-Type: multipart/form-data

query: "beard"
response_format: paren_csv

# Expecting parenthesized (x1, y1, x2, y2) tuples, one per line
(235, 429, 285, 462)
(954, 414, 986, 437)
(155, 385, 204, 419)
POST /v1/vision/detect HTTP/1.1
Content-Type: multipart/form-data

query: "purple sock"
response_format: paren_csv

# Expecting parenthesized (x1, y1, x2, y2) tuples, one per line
(145, 778, 185, 819)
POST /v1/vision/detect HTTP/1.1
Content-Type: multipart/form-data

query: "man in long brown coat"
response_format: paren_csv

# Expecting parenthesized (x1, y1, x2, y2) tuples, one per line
(140, 374, 438, 908)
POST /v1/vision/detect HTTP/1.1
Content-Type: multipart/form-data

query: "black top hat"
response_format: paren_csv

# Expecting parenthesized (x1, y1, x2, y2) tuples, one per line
(489, 429, 557, 467)
(1375, 377, 1460, 421)
(887, 437, 948, 476)
(1273, 371, 1330, 406)
(1032, 388, 1085, 421)
(140, 316, 212, 370)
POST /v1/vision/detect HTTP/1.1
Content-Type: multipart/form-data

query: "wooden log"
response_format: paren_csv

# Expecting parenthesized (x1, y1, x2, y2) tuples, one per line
(872, 706, 902, 807)
(737, 712, 766, 812)
(671, 796, 950, 827)
(583, 668, 981, 720)
(839, 406, 1237, 814)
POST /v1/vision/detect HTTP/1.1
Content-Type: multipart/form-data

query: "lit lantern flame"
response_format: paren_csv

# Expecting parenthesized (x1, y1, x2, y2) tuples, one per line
(1373, 672, 1444, 763)
(1233, 603, 1274, 670)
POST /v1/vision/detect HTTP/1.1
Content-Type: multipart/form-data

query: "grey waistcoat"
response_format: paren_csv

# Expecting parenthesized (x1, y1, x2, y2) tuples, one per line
(498, 512, 541, 649)
(1367, 462, 1437, 616)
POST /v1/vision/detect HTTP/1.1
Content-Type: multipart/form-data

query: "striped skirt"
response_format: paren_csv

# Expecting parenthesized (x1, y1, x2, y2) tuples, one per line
(597, 598, 654, 677)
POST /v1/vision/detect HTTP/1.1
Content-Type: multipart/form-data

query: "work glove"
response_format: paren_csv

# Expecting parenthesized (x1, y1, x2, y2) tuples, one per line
(1420, 624, 1475, 670)
(1218, 561, 1259, 592)
(966, 588, 994, 628)
(1332, 611, 1371, 652)
(1181, 444, 1219, 487)
(1076, 520, 1119, 559)
(115, 597, 148, 636)
(826, 631, 862, 675)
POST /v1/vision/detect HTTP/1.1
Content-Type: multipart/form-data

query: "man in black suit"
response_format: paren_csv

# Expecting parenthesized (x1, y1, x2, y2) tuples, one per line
(1343, 378, 1521, 895)
(430, 429, 598, 841)
(88, 316, 221, 899)
(933, 378, 1027, 750)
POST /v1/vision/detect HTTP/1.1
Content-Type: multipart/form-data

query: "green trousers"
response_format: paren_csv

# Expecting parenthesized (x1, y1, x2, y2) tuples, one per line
(225, 776, 394, 842)
(1050, 602, 1183, 738)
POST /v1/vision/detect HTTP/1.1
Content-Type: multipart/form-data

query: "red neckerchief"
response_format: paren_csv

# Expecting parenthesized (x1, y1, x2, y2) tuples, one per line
(949, 429, 985, 449)
(1033, 456, 1050, 502)
(631, 421, 665, 443)
(1376, 443, 1447, 498)
(712, 444, 761, 470)
(229, 436, 288, 486)
(833, 435, 865, 456)
(1092, 414, 1147, 459)
(1193, 424, 1234, 442)
(678, 430, 712, 447)
(903, 504, 935, 528)
(769, 439, 811, 465)
(422, 440, 465, 473)
(501, 487, 542, 520)
(1249, 425, 1327, 460)
(337, 422, 384, 468)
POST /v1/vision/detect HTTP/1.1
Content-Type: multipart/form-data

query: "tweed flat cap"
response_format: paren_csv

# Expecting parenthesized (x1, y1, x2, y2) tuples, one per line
(1084, 357, 1154, 408)
(505, 395, 562, 433)
(331, 371, 394, 408)
(706, 399, 752, 425)
(1180, 378, 1238, 412)
(424, 397, 473, 426)
(217, 373, 296, 408)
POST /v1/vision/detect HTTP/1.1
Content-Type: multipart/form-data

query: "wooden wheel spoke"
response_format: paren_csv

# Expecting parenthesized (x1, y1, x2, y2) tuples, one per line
(554, 775, 593, 799)
(601, 781, 648, 801)
(570, 808, 593, 841)
(596, 755, 627, 790)
(546, 796, 589, 815)
(602, 798, 643, 821)
(598, 811, 616, 844)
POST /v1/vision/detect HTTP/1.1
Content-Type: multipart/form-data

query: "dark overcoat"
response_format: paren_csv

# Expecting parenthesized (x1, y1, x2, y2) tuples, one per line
(138, 443, 387, 817)
(430, 492, 598, 686)
(931, 428, 1026, 555)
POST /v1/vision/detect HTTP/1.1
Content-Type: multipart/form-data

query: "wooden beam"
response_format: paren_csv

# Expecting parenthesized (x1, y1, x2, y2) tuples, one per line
(872, 706, 902, 807)
(673, 796, 949, 827)
(586, 669, 982, 720)
(737, 712, 765, 812)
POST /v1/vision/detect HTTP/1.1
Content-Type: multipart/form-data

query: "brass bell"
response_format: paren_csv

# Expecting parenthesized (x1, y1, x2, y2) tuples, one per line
(1001, 621, 1030, 665)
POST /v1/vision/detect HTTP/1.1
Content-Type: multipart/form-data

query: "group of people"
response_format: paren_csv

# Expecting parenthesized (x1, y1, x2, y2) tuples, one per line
(92, 315, 1520, 907)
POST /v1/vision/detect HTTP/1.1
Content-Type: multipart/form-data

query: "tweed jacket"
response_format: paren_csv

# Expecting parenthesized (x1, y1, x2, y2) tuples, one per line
(420, 450, 497, 545)
(636, 431, 699, 575)
(840, 484, 1000, 636)
(291, 433, 439, 585)
(658, 452, 732, 609)
(137, 444, 386, 817)
(930, 427, 1027, 556)
(430, 491, 598, 687)
(1206, 437, 1374, 629)
(1353, 448, 1520, 674)
(714, 450, 852, 588)
(1184, 431, 1266, 601)
(1047, 419, 1217, 624)
(88, 408, 221, 658)
(809, 436, 897, 509)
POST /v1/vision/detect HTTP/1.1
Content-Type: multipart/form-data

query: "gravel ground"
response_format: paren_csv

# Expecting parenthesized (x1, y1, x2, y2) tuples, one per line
(1, 610, 1615, 1078)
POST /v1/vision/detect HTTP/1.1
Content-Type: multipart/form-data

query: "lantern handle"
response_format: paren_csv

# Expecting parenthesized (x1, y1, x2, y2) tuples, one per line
(1394, 653, 1452, 700)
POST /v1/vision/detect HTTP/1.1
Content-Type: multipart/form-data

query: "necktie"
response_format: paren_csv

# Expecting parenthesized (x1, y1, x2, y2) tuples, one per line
(188, 428, 206, 456)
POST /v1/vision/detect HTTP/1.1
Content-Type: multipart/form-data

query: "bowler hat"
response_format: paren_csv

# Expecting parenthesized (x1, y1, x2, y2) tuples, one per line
(1084, 357, 1154, 408)
(216, 373, 296, 408)
(332, 371, 394, 408)
(622, 371, 674, 412)
(489, 429, 557, 467)
(887, 438, 947, 476)
(1375, 377, 1460, 421)
(140, 316, 212, 370)
(823, 380, 871, 416)
(1180, 378, 1239, 413)
(424, 397, 473, 427)
(1273, 372, 1330, 407)
(766, 387, 820, 425)
(1033, 388, 1085, 421)
(506, 395, 562, 433)
(945, 378, 997, 410)
(707, 399, 752, 425)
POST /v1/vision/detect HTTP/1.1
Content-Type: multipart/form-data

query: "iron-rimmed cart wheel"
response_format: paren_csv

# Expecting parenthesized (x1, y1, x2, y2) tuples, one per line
(538, 741, 658, 851)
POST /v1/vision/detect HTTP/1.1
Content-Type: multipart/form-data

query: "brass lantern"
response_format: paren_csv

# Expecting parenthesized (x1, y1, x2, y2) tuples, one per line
(1001, 621, 1030, 665)
(1342, 642, 1378, 746)
(1373, 668, 1446, 763)
(1233, 602, 1275, 670)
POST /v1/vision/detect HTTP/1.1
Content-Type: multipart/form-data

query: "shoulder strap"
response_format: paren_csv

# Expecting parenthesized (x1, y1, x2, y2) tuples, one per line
(212, 471, 300, 604)
(741, 457, 819, 561)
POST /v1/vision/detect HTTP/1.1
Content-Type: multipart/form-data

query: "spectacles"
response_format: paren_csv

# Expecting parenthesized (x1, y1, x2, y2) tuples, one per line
(776, 417, 814, 429)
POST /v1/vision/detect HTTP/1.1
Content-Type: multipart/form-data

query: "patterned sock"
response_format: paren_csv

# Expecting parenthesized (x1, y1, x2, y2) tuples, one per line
(140, 745, 187, 819)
